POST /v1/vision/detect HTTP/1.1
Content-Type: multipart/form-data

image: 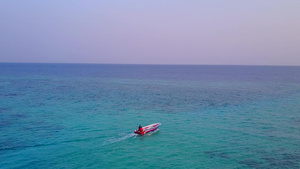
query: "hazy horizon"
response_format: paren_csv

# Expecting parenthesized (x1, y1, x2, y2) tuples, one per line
(2, 62, 300, 67)
(1, 1, 299, 66)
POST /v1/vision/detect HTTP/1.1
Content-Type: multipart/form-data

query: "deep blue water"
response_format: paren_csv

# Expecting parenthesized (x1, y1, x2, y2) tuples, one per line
(0, 63, 300, 168)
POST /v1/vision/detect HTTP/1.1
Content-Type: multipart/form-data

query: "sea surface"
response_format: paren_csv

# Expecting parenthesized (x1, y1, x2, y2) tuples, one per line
(0, 63, 299, 169)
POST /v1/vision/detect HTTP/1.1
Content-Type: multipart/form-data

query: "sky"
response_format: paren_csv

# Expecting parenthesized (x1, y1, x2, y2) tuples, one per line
(0, 1, 299, 65)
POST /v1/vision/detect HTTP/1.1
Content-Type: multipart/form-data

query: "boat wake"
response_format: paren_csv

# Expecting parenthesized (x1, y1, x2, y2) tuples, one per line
(102, 133, 136, 146)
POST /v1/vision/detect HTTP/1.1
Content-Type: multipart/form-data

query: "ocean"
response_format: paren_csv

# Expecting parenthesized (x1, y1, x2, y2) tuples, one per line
(0, 63, 299, 168)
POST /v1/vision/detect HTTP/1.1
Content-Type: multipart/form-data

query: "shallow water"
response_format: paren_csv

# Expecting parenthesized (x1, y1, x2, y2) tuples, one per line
(0, 64, 299, 168)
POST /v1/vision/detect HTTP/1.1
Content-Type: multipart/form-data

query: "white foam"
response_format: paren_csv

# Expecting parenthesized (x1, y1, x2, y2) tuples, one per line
(102, 133, 136, 146)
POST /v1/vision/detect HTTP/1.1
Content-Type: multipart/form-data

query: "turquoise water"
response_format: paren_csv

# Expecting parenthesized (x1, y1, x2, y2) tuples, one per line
(0, 64, 300, 168)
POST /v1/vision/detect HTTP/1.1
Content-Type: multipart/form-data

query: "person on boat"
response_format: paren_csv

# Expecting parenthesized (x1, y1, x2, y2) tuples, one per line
(138, 125, 143, 133)
(137, 125, 145, 135)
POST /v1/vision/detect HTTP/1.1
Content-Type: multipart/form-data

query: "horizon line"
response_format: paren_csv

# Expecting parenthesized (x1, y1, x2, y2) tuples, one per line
(0, 62, 299, 67)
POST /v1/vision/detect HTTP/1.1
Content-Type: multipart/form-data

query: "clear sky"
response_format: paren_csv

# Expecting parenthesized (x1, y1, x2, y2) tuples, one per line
(0, 1, 299, 65)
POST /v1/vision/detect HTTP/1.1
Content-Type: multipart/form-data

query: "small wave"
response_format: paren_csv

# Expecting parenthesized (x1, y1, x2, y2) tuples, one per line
(102, 133, 136, 146)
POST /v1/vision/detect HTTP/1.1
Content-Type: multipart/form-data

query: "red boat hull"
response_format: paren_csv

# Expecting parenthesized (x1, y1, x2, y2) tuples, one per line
(134, 123, 161, 135)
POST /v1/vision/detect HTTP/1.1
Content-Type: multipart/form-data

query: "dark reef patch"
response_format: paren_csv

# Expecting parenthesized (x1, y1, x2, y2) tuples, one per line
(0, 107, 9, 113)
